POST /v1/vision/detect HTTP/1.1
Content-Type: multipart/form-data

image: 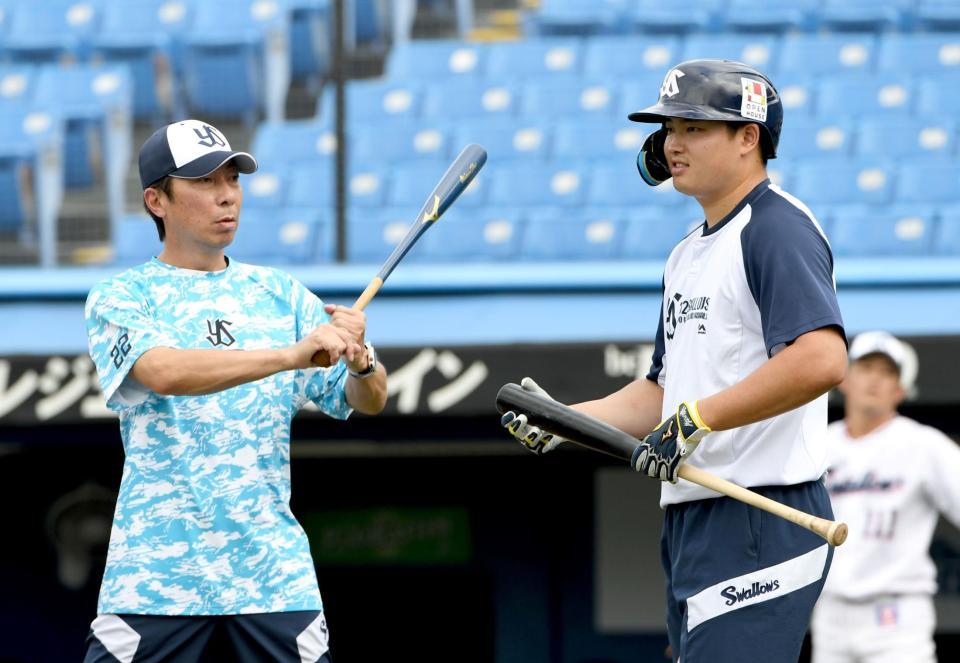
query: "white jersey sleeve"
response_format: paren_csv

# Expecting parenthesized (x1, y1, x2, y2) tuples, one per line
(823, 416, 960, 600)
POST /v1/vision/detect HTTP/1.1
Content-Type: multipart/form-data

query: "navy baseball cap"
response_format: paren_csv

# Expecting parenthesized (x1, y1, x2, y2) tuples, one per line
(138, 119, 257, 189)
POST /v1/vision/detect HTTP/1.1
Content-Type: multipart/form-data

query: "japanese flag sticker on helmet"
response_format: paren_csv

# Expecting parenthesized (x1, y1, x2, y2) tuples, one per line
(741, 77, 768, 122)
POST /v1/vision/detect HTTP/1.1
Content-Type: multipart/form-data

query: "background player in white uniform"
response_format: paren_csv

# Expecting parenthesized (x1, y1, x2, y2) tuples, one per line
(502, 60, 847, 663)
(83, 120, 387, 662)
(812, 331, 960, 663)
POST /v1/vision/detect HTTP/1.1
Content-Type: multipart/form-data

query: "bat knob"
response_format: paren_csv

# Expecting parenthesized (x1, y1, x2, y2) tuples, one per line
(311, 350, 334, 368)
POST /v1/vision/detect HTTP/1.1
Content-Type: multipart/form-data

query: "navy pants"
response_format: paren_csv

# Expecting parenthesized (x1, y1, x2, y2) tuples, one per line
(662, 480, 835, 663)
(83, 611, 331, 663)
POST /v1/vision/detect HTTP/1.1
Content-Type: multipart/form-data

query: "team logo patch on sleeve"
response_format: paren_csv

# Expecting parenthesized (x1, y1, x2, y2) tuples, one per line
(740, 77, 768, 122)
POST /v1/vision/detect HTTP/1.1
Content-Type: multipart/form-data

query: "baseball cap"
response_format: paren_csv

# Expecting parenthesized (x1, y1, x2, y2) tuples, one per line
(138, 119, 257, 189)
(848, 331, 906, 373)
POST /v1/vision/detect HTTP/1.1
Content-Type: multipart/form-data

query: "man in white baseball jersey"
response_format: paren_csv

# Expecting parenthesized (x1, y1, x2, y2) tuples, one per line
(812, 331, 960, 663)
(501, 60, 848, 662)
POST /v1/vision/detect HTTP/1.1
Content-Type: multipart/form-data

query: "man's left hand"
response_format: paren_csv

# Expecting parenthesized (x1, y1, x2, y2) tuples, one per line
(319, 304, 367, 369)
(631, 401, 711, 483)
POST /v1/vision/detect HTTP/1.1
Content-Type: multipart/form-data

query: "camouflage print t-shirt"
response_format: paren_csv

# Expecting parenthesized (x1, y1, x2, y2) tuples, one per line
(85, 258, 352, 615)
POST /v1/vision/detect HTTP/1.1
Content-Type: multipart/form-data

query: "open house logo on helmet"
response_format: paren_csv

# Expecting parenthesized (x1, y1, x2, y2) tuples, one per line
(629, 59, 783, 186)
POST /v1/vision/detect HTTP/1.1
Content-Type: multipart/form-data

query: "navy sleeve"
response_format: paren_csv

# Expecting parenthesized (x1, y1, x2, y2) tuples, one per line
(646, 281, 666, 383)
(741, 203, 845, 356)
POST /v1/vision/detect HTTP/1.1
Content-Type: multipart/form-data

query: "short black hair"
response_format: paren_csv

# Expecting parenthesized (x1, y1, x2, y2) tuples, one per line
(143, 176, 174, 241)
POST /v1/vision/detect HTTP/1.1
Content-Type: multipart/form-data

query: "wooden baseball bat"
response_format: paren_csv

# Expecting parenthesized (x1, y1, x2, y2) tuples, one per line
(496, 382, 848, 547)
(313, 144, 487, 366)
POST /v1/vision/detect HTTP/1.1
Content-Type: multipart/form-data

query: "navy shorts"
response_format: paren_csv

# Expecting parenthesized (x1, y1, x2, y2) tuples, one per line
(661, 479, 834, 663)
(83, 610, 331, 663)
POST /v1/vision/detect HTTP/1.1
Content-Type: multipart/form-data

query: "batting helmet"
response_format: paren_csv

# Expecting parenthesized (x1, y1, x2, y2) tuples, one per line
(629, 59, 783, 186)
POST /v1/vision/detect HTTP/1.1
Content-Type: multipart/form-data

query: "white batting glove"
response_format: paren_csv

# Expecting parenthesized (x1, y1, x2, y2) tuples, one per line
(500, 377, 567, 455)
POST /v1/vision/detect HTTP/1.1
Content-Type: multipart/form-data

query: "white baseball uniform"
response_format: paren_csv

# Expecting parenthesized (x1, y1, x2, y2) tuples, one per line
(813, 416, 960, 663)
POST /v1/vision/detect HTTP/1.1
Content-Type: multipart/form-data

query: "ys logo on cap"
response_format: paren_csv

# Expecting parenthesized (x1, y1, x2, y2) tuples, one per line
(660, 69, 685, 99)
(194, 124, 226, 148)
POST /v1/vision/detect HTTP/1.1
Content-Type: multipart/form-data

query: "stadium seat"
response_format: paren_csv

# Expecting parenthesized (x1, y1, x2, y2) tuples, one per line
(386, 160, 473, 208)
(182, 0, 291, 124)
(317, 79, 423, 126)
(915, 0, 960, 31)
(451, 119, 550, 163)
(622, 207, 698, 260)
(251, 120, 336, 169)
(522, 207, 625, 260)
(856, 118, 956, 159)
(779, 34, 877, 76)
(818, 0, 909, 32)
(681, 35, 781, 72)
(632, 0, 725, 33)
(792, 161, 894, 206)
(774, 73, 817, 117)
(242, 168, 289, 209)
(352, 121, 450, 166)
(418, 206, 524, 261)
(552, 120, 645, 162)
(228, 207, 328, 264)
(722, 0, 818, 33)
(347, 207, 426, 263)
(487, 163, 587, 208)
(830, 207, 935, 257)
(815, 75, 915, 118)
(934, 208, 960, 255)
(896, 161, 960, 204)
(386, 39, 486, 80)
(528, 0, 632, 36)
(0, 65, 38, 111)
(916, 75, 960, 117)
(519, 78, 619, 119)
(288, 0, 331, 84)
(4, 0, 100, 63)
(587, 163, 689, 208)
(583, 35, 681, 80)
(421, 80, 518, 119)
(777, 118, 853, 160)
(113, 214, 161, 265)
(877, 34, 960, 75)
(484, 39, 583, 81)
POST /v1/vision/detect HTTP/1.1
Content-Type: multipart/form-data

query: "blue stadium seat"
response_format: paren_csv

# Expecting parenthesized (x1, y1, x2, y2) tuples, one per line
(632, 0, 725, 33)
(621, 207, 697, 260)
(484, 39, 583, 81)
(935, 208, 960, 255)
(91, 0, 190, 121)
(228, 207, 328, 264)
(113, 214, 161, 265)
(830, 207, 935, 257)
(347, 207, 427, 263)
(4, 0, 100, 63)
(487, 163, 587, 207)
(915, 0, 960, 31)
(779, 34, 877, 76)
(877, 34, 960, 75)
(583, 35, 680, 81)
(681, 35, 781, 73)
(552, 120, 645, 162)
(386, 160, 470, 208)
(815, 75, 915, 118)
(418, 206, 524, 261)
(519, 78, 618, 118)
(818, 0, 909, 32)
(451, 119, 550, 163)
(766, 158, 794, 191)
(792, 161, 894, 206)
(182, 0, 290, 124)
(242, 168, 289, 209)
(777, 118, 853, 160)
(353, 122, 450, 166)
(896, 161, 960, 204)
(316, 79, 423, 126)
(856, 118, 956, 159)
(774, 73, 817, 117)
(916, 75, 960, 117)
(0, 65, 38, 111)
(288, 0, 331, 84)
(528, 0, 632, 36)
(251, 120, 336, 168)
(421, 79, 518, 119)
(722, 0, 818, 33)
(522, 207, 625, 260)
(587, 163, 690, 208)
(386, 39, 486, 80)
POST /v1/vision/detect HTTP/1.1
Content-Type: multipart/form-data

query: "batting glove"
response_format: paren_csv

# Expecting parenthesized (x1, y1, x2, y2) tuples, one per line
(631, 401, 711, 483)
(500, 377, 567, 455)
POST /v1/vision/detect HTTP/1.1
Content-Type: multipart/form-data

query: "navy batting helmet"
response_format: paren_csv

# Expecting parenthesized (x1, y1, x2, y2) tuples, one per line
(629, 59, 783, 186)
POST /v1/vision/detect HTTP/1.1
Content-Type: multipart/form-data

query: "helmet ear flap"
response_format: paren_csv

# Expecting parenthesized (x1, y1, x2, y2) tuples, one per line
(636, 128, 671, 186)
